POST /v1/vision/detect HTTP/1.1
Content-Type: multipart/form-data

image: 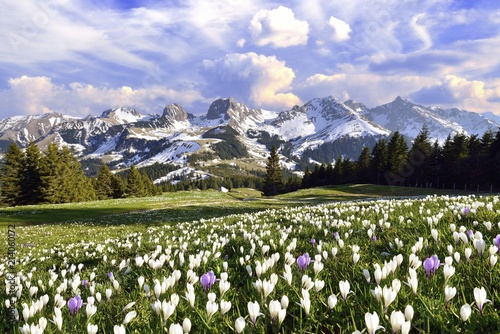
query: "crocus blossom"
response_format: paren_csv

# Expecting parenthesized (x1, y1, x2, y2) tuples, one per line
(67, 296, 83, 315)
(200, 271, 216, 293)
(297, 253, 311, 272)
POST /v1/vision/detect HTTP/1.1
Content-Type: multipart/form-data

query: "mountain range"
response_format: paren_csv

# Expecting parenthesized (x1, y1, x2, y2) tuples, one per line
(0, 96, 499, 178)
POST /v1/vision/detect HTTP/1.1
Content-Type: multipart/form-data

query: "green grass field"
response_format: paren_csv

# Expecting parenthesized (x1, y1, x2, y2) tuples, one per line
(0, 184, 472, 227)
(1, 185, 500, 333)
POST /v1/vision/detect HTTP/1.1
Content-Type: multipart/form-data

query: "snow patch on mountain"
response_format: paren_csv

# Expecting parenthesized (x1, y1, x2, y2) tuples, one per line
(139, 141, 200, 166)
(153, 166, 209, 185)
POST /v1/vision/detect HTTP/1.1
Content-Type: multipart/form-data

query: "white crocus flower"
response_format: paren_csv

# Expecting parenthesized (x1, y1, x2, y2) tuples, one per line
(460, 303, 472, 321)
(248, 301, 263, 324)
(365, 311, 384, 334)
(473, 287, 491, 313)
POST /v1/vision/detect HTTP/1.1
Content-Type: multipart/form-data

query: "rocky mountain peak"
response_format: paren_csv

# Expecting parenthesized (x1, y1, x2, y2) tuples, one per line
(206, 98, 236, 120)
(162, 103, 189, 122)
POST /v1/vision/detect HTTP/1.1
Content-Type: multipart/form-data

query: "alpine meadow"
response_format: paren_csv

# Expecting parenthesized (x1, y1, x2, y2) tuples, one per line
(3, 1, 500, 333)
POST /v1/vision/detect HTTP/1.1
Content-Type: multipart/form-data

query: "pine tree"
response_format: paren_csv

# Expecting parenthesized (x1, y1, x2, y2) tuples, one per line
(428, 140, 442, 188)
(386, 131, 408, 185)
(0, 142, 25, 206)
(489, 129, 500, 187)
(95, 164, 114, 200)
(20, 141, 43, 205)
(301, 165, 312, 188)
(59, 146, 96, 203)
(126, 165, 144, 197)
(111, 174, 126, 198)
(263, 145, 283, 196)
(407, 125, 433, 186)
(370, 139, 388, 185)
(39, 142, 64, 203)
(356, 146, 371, 184)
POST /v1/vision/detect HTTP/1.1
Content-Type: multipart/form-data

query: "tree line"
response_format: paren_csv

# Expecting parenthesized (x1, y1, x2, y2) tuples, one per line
(0, 142, 160, 206)
(300, 127, 500, 190)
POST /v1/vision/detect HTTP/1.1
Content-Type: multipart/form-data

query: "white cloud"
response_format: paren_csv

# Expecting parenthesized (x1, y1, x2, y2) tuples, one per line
(202, 52, 301, 109)
(410, 13, 432, 50)
(0, 76, 205, 117)
(298, 71, 434, 107)
(410, 74, 500, 112)
(328, 16, 352, 42)
(249, 6, 309, 48)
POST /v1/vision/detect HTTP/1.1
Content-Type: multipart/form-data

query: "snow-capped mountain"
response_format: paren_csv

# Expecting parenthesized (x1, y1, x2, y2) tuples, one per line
(0, 96, 498, 172)
(363, 96, 498, 142)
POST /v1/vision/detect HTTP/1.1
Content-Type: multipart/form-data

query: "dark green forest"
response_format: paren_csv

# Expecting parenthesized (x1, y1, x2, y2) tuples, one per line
(1, 126, 499, 206)
(300, 127, 500, 191)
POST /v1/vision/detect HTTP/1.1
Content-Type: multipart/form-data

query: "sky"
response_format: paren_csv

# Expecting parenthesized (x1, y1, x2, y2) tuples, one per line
(1, 0, 500, 118)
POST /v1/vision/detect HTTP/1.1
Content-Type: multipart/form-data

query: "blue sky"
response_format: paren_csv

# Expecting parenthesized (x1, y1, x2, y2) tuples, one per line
(1, 0, 499, 118)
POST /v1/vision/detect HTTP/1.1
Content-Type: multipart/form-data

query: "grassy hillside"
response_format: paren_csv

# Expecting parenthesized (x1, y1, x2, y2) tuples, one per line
(0, 185, 472, 227)
(1, 192, 499, 333)
(0, 184, 477, 227)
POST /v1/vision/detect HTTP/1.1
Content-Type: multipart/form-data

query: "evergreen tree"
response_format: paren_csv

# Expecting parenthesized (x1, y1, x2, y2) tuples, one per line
(489, 129, 500, 187)
(386, 131, 408, 185)
(301, 165, 312, 188)
(428, 140, 442, 188)
(0, 142, 25, 206)
(356, 147, 371, 184)
(111, 174, 126, 198)
(59, 146, 96, 203)
(39, 142, 65, 204)
(331, 157, 343, 185)
(441, 133, 469, 187)
(370, 139, 388, 184)
(407, 125, 432, 186)
(340, 158, 355, 184)
(20, 141, 43, 205)
(263, 145, 283, 196)
(126, 165, 145, 197)
(95, 164, 114, 200)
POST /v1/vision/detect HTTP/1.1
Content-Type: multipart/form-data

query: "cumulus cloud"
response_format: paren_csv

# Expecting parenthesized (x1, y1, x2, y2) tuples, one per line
(249, 6, 309, 48)
(328, 16, 352, 42)
(298, 71, 434, 107)
(202, 52, 301, 109)
(0, 76, 205, 117)
(409, 74, 500, 111)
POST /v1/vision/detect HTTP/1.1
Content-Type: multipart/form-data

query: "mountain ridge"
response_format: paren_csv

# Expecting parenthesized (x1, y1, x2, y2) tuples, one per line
(0, 96, 498, 174)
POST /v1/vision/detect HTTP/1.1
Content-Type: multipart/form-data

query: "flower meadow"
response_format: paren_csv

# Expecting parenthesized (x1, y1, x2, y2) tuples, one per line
(2, 194, 500, 333)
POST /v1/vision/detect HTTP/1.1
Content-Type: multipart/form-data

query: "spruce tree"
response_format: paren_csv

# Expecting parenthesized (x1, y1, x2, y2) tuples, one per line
(301, 165, 312, 188)
(386, 131, 408, 184)
(59, 146, 96, 203)
(95, 164, 114, 200)
(408, 125, 432, 186)
(263, 145, 283, 196)
(0, 142, 25, 206)
(370, 139, 388, 185)
(20, 141, 43, 205)
(126, 165, 144, 197)
(39, 142, 64, 203)
(356, 146, 371, 184)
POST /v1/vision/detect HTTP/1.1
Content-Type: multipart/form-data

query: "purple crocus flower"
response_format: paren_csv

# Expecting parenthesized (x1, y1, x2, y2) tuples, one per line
(462, 207, 471, 216)
(493, 234, 500, 251)
(333, 232, 340, 240)
(82, 280, 88, 288)
(311, 238, 316, 247)
(67, 295, 83, 315)
(108, 272, 114, 280)
(297, 253, 311, 272)
(423, 255, 440, 278)
(200, 271, 216, 292)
